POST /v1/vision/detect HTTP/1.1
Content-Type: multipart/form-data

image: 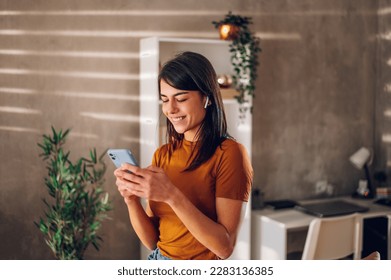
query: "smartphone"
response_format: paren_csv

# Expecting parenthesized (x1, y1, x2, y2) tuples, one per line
(107, 149, 139, 169)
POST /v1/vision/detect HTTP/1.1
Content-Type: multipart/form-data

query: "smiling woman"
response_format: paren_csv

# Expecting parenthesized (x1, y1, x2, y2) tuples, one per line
(113, 51, 253, 260)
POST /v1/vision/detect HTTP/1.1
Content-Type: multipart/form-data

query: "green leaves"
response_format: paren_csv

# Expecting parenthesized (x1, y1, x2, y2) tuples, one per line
(212, 11, 252, 28)
(212, 12, 262, 118)
(35, 127, 112, 260)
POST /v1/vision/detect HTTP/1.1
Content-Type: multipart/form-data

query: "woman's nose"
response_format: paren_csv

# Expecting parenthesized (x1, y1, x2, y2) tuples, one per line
(164, 100, 177, 114)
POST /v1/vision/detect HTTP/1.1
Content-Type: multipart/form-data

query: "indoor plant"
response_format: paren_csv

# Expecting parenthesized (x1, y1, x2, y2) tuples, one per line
(212, 11, 261, 118)
(35, 127, 112, 260)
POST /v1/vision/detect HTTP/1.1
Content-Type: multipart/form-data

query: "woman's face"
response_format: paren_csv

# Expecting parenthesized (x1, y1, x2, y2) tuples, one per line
(160, 79, 208, 141)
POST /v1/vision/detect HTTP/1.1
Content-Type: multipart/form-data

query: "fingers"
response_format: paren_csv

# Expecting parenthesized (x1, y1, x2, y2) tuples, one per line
(146, 165, 163, 173)
(116, 176, 146, 199)
(113, 165, 166, 201)
(127, 187, 145, 198)
(115, 164, 160, 178)
(121, 163, 141, 174)
(116, 178, 130, 196)
(114, 168, 143, 185)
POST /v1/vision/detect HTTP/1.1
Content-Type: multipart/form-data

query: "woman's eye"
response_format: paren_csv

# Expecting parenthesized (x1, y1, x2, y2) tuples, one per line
(160, 98, 187, 103)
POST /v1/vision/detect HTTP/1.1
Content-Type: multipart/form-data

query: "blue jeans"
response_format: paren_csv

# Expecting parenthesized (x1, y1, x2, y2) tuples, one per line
(147, 248, 171, 260)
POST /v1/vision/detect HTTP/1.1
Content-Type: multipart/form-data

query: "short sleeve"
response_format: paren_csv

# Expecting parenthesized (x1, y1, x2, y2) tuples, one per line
(215, 141, 253, 201)
(152, 149, 158, 166)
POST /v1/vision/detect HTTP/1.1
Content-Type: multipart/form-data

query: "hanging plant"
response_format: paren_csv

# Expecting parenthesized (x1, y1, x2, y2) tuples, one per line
(212, 11, 261, 119)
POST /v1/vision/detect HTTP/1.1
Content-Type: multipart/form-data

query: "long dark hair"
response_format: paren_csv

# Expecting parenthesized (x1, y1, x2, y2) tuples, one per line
(158, 51, 228, 171)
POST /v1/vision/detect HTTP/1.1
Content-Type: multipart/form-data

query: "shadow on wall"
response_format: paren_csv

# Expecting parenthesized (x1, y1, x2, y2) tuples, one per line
(0, 2, 268, 260)
(0, 210, 52, 259)
(0, 0, 385, 260)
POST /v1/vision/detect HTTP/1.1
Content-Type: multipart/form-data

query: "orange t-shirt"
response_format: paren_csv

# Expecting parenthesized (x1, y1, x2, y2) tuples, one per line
(149, 138, 253, 260)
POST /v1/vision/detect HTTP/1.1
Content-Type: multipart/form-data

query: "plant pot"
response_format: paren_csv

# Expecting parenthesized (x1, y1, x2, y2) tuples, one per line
(218, 24, 240, 40)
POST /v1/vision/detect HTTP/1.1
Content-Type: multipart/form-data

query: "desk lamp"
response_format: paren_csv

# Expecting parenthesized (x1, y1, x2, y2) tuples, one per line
(349, 147, 374, 199)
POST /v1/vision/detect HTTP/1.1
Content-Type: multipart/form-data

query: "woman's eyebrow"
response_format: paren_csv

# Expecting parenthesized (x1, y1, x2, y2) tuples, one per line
(160, 92, 190, 98)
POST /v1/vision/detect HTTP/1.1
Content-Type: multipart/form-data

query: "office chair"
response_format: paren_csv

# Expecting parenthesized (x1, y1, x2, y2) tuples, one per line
(301, 213, 363, 260)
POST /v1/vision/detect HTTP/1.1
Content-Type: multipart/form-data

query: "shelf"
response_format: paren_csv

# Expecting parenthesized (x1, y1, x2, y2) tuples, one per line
(221, 88, 238, 100)
(157, 37, 230, 45)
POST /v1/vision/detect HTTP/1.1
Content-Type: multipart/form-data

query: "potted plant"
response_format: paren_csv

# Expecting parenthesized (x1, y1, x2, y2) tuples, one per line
(35, 127, 112, 260)
(212, 11, 261, 118)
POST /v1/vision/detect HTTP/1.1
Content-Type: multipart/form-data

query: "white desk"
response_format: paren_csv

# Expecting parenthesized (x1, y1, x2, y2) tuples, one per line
(251, 196, 391, 260)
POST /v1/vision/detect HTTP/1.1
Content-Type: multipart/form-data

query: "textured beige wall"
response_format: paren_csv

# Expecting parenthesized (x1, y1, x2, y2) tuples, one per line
(253, 0, 379, 199)
(0, 0, 384, 259)
(375, 0, 391, 180)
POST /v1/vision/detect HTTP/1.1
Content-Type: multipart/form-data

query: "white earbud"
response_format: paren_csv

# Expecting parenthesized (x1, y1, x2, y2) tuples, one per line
(204, 96, 209, 109)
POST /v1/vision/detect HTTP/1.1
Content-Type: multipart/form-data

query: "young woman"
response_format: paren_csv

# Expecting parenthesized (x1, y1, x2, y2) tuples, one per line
(114, 51, 253, 260)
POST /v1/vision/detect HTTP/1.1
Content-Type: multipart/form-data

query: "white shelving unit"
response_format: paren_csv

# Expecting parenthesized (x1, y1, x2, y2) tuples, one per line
(139, 37, 252, 259)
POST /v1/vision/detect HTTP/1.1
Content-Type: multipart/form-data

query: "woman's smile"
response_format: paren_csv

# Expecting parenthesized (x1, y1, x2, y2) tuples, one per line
(171, 116, 186, 122)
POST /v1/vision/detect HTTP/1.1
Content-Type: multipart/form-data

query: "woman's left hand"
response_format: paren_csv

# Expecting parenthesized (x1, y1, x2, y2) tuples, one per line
(116, 163, 177, 203)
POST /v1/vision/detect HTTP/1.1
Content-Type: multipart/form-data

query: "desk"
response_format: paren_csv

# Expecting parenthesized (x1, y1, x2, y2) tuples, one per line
(251, 196, 391, 260)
